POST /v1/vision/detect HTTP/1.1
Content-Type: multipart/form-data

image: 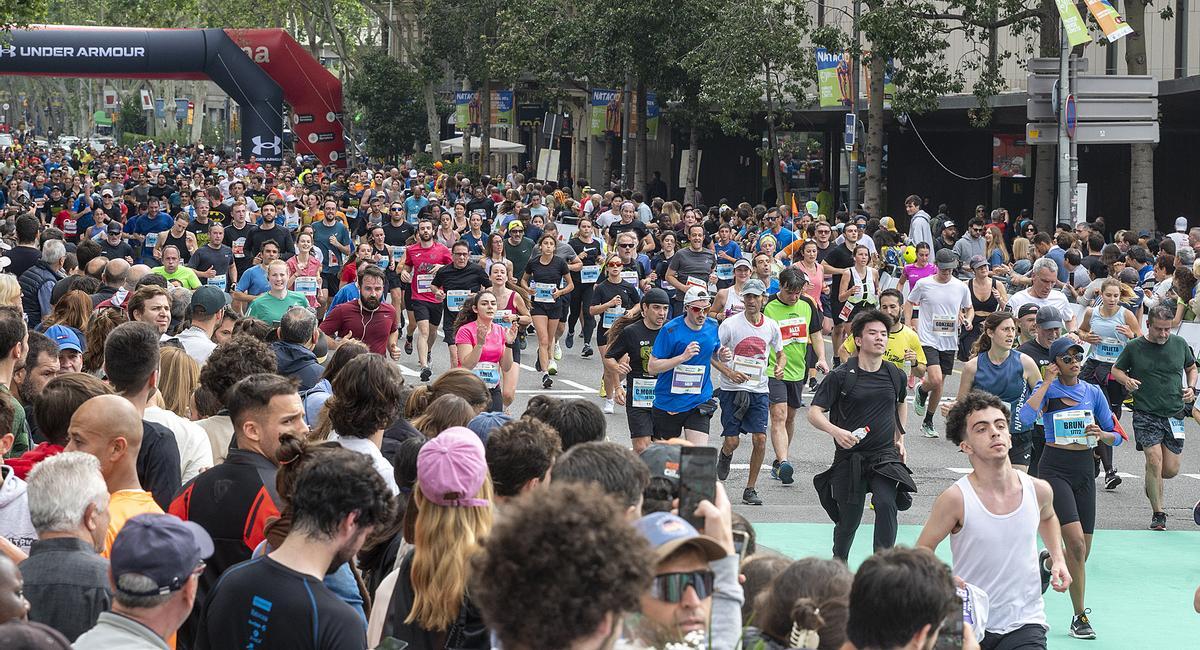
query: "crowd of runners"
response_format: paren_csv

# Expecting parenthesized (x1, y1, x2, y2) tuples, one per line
(0, 136, 1196, 648)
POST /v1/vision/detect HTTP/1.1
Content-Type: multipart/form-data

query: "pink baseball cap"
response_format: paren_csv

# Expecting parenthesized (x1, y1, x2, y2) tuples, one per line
(416, 427, 490, 508)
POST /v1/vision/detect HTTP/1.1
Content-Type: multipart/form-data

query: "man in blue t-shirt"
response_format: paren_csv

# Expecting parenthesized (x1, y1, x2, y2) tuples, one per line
(648, 286, 732, 444)
(124, 197, 173, 265)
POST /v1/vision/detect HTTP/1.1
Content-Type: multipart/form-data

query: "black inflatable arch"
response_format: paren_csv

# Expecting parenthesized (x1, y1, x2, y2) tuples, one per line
(0, 27, 284, 164)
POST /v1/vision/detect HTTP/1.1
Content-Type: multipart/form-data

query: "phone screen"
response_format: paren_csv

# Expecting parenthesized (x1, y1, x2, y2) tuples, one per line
(678, 447, 718, 531)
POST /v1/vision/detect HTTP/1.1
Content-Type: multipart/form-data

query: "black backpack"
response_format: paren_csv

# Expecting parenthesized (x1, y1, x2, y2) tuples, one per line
(832, 356, 907, 437)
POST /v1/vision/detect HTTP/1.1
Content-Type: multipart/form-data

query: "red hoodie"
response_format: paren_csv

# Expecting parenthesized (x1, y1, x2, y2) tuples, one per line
(5, 442, 64, 479)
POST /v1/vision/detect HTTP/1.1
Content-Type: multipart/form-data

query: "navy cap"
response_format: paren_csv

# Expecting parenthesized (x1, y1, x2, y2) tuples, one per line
(467, 411, 511, 443)
(1049, 337, 1084, 361)
(642, 287, 671, 306)
(110, 513, 213, 597)
(634, 512, 727, 563)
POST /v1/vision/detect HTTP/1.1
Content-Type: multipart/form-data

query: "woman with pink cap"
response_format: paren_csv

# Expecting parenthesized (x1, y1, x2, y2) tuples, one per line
(366, 427, 494, 648)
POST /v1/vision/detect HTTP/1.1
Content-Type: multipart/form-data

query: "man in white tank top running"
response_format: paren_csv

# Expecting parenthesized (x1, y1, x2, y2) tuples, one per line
(918, 391, 1073, 648)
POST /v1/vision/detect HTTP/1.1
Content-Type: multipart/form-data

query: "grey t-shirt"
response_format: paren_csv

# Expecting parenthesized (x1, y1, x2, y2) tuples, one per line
(668, 248, 717, 301)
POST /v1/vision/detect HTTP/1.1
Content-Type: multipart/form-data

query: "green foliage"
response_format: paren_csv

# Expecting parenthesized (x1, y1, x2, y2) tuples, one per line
(345, 48, 428, 160)
(410, 153, 472, 178)
(118, 94, 147, 137)
(1, 0, 48, 30)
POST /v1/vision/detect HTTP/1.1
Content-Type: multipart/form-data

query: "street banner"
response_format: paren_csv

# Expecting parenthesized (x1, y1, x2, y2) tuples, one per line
(154, 98, 165, 119)
(591, 89, 622, 136)
(863, 52, 897, 108)
(646, 92, 659, 141)
(492, 90, 514, 126)
(816, 48, 853, 108)
(103, 89, 118, 110)
(140, 89, 153, 111)
(175, 98, 189, 121)
(1084, 0, 1133, 42)
(454, 91, 479, 130)
(1055, 0, 1092, 46)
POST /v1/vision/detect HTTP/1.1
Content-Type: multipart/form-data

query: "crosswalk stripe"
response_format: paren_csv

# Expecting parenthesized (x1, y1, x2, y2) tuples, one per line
(1183, 474, 1200, 480)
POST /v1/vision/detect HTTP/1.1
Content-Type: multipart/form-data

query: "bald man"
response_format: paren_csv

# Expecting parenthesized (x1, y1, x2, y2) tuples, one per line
(91, 258, 130, 307)
(65, 395, 164, 557)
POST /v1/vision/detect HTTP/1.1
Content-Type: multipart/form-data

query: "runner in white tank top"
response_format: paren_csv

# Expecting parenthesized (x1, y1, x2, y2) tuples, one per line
(918, 391, 1073, 647)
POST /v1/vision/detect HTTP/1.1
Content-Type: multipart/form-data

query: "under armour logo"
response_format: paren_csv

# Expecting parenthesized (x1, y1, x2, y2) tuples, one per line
(0, 48, 16, 58)
(251, 135, 281, 156)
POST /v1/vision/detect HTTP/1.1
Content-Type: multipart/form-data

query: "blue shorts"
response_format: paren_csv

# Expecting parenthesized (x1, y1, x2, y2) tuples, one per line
(718, 389, 770, 436)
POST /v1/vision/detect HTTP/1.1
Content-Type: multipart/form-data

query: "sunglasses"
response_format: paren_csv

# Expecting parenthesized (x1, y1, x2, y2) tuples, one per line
(650, 570, 715, 603)
(619, 243, 636, 249)
(1057, 354, 1083, 364)
(391, 207, 404, 211)
(607, 262, 624, 268)
(686, 305, 707, 313)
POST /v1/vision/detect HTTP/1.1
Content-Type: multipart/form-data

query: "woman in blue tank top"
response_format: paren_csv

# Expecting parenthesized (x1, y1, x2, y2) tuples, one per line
(1078, 278, 1142, 488)
(943, 312, 1042, 470)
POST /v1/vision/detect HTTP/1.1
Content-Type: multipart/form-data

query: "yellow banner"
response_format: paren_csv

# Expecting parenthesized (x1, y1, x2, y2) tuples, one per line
(1084, 0, 1134, 42)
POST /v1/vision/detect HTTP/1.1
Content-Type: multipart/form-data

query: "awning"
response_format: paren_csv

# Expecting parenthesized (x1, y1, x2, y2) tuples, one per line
(427, 135, 525, 155)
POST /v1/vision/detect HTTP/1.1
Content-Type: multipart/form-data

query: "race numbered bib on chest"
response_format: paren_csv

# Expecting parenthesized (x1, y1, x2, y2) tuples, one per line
(1093, 338, 1124, 363)
(1052, 409, 1094, 447)
(208, 274, 227, 291)
(687, 276, 708, 290)
(285, 212, 300, 230)
(1170, 417, 1186, 440)
(715, 264, 733, 281)
(145, 232, 159, 248)
(580, 265, 601, 284)
(473, 362, 500, 388)
(390, 246, 406, 266)
(533, 282, 556, 303)
(932, 314, 958, 334)
(494, 309, 513, 327)
(632, 378, 657, 408)
(670, 363, 706, 394)
(294, 276, 318, 297)
(733, 355, 766, 381)
(416, 273, 434, 293)
(232, 237, 246, 258)
(620, 270, 641, 286)
(779, 317, 809, 345)
(603, 306, 626, 328)
(446, 290, 471, 312)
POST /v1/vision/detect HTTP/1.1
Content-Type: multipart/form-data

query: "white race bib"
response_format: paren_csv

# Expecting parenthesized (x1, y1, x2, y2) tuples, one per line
(145, 231, 159, 248)
(779, 317, 808, 345)
(1052, 409, 1094, 447)
(294, 276, 318, 297)
(285, 212, 300, 230)
(932, 314, 957, 334)
(602, 306, 625, 328)
(620, 270, 640, 286)
(533, 282, 556, 303)
(580, 265, 601, 284)
(208, 274, 227, 291)
(686, 276, 708, 290)
(494, 309, 513, 327)
(715, 264, 734, 281)
(416, 273, 434, 293)
(1093, 337, 1124, 363)
(670, 363, 706, 394)
(473, 361, 500, 388)
(446, 290, 470, 312)
(1170, 417, 1187, 440)
(390, 245, 406, 266)
(632, 378, 656, 408)
(732, 355, 766, 382)
(232, 237, 246, 258)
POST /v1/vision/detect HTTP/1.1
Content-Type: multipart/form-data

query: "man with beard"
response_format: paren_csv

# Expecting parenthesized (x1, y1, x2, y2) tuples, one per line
(11, 331, 58, 451)
(247, 203, 296, 261)
(186, 223, 237, 292)
(401, 219, 452, 380)
(224, 203, 258, 281)
(196, 444, 393, 650)
(321, 266, 401, 358)
(169, 373, 310, 647)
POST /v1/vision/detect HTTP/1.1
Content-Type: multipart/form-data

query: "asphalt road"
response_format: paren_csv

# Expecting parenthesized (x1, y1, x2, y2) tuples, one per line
(400, 333, 1200, 533)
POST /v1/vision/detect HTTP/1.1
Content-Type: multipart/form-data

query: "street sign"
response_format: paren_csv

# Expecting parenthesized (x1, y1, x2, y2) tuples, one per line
(1027, 74, 1156, 98)
(1025, 121, 1159, 144)
(844, 113, 856, 149)
(1065, 95, 1077, 139)
(1026, 97, 1158, 121)
(1027, 57, 1089, 75)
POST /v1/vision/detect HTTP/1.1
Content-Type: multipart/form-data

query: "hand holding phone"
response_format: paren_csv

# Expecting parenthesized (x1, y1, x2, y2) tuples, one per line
(678, 446, 717, 532)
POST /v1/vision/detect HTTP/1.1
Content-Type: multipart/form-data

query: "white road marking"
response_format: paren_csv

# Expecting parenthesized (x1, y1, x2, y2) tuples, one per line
(518, 363, 595, 391)
(730, 463, 775, 470)
(947, 467, 973, 474)
(514, 389, 593, 395)
(1183, 474, 1200, 480)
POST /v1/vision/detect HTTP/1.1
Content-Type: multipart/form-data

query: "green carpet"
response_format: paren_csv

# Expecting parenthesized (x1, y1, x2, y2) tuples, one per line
(753, 523, 1200, 649)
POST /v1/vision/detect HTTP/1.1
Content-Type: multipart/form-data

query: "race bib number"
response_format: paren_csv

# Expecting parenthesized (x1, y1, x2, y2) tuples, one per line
(1093, 338, 1124, 363)
(446, 290, 470, 312)
(1170, 418, 1186, 440)
(416, 273, 434, 294)
(285, 212, 300, 230)
(670, 363, 706, 395)
(494, 309, 513, 327)
(208, 274, 227, 291)
(533, 282, 556, 303)
(1052, 409, 1094, 447)
(64, 219, 77, 236)
(687, 276, 708, 290)
(632, 378, 656, 408)
(838, 301, 854, 320)
(473, 362, 500, 388)
(390, 246, 406, 266)
(376, 256, 390, 270)
(294, 276, 318, 297)
(733, 355, 766, 382)
(145, 232, 159, 248)
(932, 314, 957, 334)
(779, 317, 808, 345)
(580, 265, 601, 284)
(327, 251, 340, 267)
(620, 270, 641, 286)
(602, 306, 625, 328)
(715, 264, 733, 281)
(232, 237, 246, 258)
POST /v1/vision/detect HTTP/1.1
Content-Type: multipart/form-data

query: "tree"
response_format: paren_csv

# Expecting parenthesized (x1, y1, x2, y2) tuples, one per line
(1, 0, 48, 30)
(118, 93, 147, 136)
(346, 48, 429, 160)
(1125, 0, 1154, 233)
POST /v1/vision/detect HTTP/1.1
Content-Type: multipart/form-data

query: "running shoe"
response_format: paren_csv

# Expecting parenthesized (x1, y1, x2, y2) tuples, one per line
(1069, 610, 1096, 640)
(1093, 454, 1101, 479)
(808, 377, 818, 392)
(599, 383, 607, 398)
(603, 399, 615, 414)
(907, 374, 918, 390)
(543, 373, 553, 389)
(548, 360, 558, 375)
(778, 460, 795, 485)
(770, 460, 781, 481)
(404, 336, 413, 355)
(742, 488, 763, 506)
(554, 343, 563, 360)
(519, 335, 527, 350)
(1193, 500, 1200, 526)
(1104, 470, 1122, 490)
(914, 388, 928, 418)
(565, 332, 575, 349)
(581, 345, 594, 359)
(419, 367, 431, 382)
(921, 422, 938, 438)
(718, 452, 733, 480)
(1150, 511, 1167, 531)
(1039, 549, 1052, 594)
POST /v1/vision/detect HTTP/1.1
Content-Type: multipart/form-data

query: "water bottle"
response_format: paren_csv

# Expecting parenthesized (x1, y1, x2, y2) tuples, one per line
(852, 426, 870, 441)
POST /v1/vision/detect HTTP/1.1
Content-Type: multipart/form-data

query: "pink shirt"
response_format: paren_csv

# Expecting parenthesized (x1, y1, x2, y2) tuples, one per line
(405, 242, 453, 303)
(455, 320, 506, 364)
(904, 262, 937, 290)
(287, 254, 323, 308)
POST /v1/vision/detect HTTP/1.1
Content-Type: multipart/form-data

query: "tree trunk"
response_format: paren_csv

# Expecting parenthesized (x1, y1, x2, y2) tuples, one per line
(190, 81, 206, 143)
(864, 54, 885, 217)
(763, 62, 785, 208)
(1032, 0, 1058, 231)
(572, 98, 587, 189)
(685, 123, 699, 205)
(635, 79, 648, 195)
(461, 81, 473, 172)
(424, 82, 442, 160)
(1125, 0, 1154, 233)
(480, 80, 492, 178)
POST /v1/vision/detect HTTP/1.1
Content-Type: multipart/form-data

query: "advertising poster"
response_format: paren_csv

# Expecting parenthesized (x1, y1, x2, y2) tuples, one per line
(646, 92, 659, 141)
(1084, 0, 1133, 42)
(491, 90, 514, 126)
(816, 48, 853, 108)
(1055, 0, 1093, 46)
(591, 89, 621, 137)
(454, 91, 480, 130)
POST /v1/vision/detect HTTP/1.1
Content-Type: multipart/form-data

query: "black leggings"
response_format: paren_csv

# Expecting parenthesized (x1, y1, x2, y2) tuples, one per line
(568, 282, 596, 344)
(1083, 359, 1125, 473)
(1039, 445, 1097, 534)
(832, 472, 899, 560)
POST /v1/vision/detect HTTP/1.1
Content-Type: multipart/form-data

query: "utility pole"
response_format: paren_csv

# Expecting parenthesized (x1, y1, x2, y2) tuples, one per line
(620, 76, 632, 188)
(1056, 28, 1071, 226)
(847, 0, 861, 212)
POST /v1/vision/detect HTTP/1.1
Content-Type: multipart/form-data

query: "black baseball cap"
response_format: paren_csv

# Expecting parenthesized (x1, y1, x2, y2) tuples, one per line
(642, 287, 671, 306)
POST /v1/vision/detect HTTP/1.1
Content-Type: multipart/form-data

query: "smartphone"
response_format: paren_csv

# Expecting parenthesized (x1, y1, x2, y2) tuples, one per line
(678, 446, 718, 531)
(731, 529, 750, 563)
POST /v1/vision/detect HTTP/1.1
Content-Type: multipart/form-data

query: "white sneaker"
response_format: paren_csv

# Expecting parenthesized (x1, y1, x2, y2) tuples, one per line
(554, 343, 563, 360)
(603, 399, 615, 414)
(548, 360, 558, 375)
